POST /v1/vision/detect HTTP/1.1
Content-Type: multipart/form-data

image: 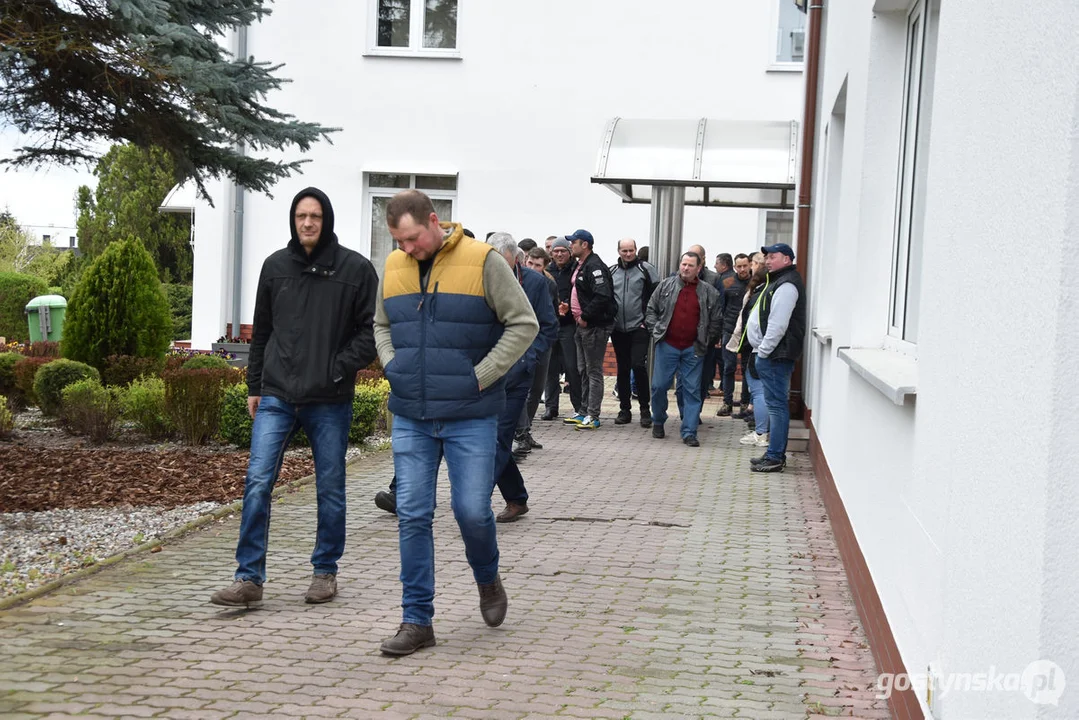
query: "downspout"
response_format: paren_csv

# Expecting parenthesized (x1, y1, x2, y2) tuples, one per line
(230, 25, 248, 340)
(791, 0, 824, 418)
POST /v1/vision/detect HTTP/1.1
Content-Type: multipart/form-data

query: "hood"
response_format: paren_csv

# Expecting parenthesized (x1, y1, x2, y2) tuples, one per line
(288, 186, 338, 262)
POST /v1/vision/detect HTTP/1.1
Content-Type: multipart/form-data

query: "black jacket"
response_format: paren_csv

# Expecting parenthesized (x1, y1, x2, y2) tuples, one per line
(549, 258, 578, 327)
(247, 187, 378, 404)
(719, 272, 749, 334)
(757, 265, 807, 362)
(574, 251, 616, 325)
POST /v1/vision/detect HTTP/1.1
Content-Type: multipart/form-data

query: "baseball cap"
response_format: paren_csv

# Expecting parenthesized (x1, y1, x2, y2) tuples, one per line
(551, 237, 571, 250)
(567, 229, 594, 246)
(761, 243, 795, 259)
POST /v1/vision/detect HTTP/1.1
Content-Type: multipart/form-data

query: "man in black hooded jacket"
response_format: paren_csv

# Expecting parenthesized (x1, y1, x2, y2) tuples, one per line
(211, 187, 378, 608)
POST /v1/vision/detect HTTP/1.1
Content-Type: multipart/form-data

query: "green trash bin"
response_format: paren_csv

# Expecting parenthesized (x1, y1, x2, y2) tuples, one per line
(25, 295, 68, 343)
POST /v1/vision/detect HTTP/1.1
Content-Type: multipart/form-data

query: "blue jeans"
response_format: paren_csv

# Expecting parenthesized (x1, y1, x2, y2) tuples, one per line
(498, 379, 533, 505)
(235, 396, 352, 584)
(755, 355, 794, 460)
(720, 332, 738, 405)
(651, 341, 704, 439)
(393, 415, 500, 626)
(744, 367, 770, 435)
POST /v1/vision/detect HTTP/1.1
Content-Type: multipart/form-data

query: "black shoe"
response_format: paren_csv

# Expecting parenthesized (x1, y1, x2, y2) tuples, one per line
(751, 454, 786, 468)
(614, 410, 631, 425)
(526, 432, 543, 450)
(751, 457, 786, 473)
(732, 408, 752, 419)
(716, 404, 732, 417)
(541, 408, 557, 421)
(374, 491, 397, 515)
(639, 414, 652, 429)
(380, 623, 436, 656)
(682, 435, 700, 447)
(478, 575, 508, 627)
(652, 425, 665, 439)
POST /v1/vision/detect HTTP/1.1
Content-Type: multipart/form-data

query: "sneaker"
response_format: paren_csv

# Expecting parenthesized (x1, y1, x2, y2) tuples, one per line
(652, 424, 665, 439)
(525, 432, 543, 450)
(374, 490, 397, 515)
(732, 407, 752, 420)
(210, 579, 263, 607)
(380, 623, 436, 656)
(563, 413, 586, 425)
(682, 435, 700, 447)
(496, 502, 529, 523)
(716, 404, 732, 417)
(639, 414, 652, 429)
(755, 433, 770, 447)
(512, 437, 531, 455)
(751, 457, 786, 473)
(740, 430, 769, 447)
(614, 410, 631, 425)
(304, 573, 337, 604)
(478, 575, 508, 627)
(541, 408, 558, 421)
(574, 415, 600, 430)
(751, 454, 786, 468)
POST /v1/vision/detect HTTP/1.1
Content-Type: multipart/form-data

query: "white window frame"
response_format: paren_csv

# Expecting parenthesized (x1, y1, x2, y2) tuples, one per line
(365, 0, 461, 59)
(767, 0, 806, 73)
(886, 0, 936, 350)
(363, 172, 458, 275)
(757, 209, 796, 248)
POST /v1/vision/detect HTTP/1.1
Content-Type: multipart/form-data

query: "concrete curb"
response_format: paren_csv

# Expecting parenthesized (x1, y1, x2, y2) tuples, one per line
(0, 443, 390, 612)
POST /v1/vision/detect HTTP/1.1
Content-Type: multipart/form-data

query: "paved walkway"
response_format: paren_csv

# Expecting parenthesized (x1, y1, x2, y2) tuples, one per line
(0, 389, 892, 719)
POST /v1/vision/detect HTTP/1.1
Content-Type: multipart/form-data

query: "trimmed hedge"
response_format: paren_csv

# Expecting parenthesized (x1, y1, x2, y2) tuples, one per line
(61, 378, 121, 444)
(33, 359, 101, 416)
(0, 272, 49, 343)
(0, 394, 13, 438)
(102, 354, 165, 387)
(182, 354, 231, 371)
(163, 367, 240, 445)
(121, 376, 172, 439)
(0, 352, 20, 402)
(13, 357, 51, 407)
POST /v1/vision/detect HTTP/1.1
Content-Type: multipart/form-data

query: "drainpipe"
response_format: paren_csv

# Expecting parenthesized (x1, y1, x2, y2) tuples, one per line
(230, 25, 248, 340)
(791, 0, 824, 418)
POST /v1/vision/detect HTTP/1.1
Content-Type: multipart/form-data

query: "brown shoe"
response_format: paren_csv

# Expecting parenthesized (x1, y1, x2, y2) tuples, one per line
(496, 502, 529, 523)
(716, 404, 732, 417)
(304, 573, 337, 604)
(210, 579, 263, 607)
(380, 623, 436, 656)
(478, 575, 508, 627)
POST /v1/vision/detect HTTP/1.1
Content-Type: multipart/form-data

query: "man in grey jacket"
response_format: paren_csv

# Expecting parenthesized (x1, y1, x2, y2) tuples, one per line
(645, 251, 722, 447)
(609, 238, 659, 427)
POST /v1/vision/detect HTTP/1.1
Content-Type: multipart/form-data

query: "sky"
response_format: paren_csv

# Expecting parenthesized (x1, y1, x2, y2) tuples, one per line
(0, 127, 97, 228)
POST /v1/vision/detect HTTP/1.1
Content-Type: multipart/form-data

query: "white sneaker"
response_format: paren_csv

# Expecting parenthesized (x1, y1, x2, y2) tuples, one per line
(755, 432, 770, 447)
(740, 431, 769, 447)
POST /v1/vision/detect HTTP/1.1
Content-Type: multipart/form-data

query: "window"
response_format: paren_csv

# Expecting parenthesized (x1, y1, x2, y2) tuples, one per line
(368, 0, 459, 57)
(69, 236, 76, 248)
(889, 0, 938, 344)
(42, 234, 51, 244)
(771, 0, 807, 68)
(366, 173, 457, 275)
(759, 210, 795, 247)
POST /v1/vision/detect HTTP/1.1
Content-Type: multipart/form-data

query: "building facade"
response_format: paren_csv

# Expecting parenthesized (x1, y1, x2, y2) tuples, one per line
(189, 0, 805, 347)
(803, 1, 1078, 718)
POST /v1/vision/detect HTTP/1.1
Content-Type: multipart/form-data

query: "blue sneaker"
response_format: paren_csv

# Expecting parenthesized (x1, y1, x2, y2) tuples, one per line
(563, 413, 586, 425)
(574, 415, 600, 430)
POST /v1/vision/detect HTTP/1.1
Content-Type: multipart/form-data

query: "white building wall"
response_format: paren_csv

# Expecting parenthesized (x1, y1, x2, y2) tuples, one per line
(191, 0, 805, 348)
(807, 0, 1079, 718)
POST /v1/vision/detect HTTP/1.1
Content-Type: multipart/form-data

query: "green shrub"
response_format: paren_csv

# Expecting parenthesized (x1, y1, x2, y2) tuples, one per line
(62, 238, 172, 371)
(0, 272, 49, 343)
(121, 376, 172, 439)
(162, 283, 193, 341)
(351, 379, 391, 443)
(103, 354, 165, 387)
(182, 354, 230, 371)
(0, 353, 20, 400)
(13, 357, 51, 407)
(163, 368, 239, 445)
(23, 341, 61, 358)
(219, 382, 253, 447)
(33, 359, 100, 416)
(61, 379, 121, 444)
(0, 394, 13, 438)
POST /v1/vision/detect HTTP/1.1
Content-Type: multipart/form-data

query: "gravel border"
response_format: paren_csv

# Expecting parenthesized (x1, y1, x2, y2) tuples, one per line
(0, 440, 387, 609)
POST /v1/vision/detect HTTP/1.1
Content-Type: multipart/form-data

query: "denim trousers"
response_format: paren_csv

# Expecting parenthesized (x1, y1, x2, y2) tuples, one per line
(744, 368, 770, 436)
(755, 355, 794, 460)
(234, 395, 352, 585)
(575, 324, 612, 418)
(517, 348, 551, 432)
(498, 379, 533, 505)
(651, 340, 704, 439)
(720, 332, 739, 405)
(393, 414, 500, 626)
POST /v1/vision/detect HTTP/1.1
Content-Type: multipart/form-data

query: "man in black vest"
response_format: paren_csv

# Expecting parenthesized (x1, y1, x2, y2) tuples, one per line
(745, 243, 806, 473)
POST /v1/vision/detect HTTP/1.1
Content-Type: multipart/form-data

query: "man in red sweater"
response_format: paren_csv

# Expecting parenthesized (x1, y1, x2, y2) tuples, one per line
(644, 251, 723, 446)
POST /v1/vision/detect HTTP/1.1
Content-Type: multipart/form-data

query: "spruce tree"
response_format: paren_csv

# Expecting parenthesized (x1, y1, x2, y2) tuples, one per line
(0, 1, 336, 195)
(62, 238, 172, 370)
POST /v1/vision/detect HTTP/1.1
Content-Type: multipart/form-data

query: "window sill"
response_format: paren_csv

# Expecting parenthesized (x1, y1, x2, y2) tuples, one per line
(837, 347, 917, 406)
(766, 63, 804, 73)
(363, 48, 462, 60)
(812, 326, 833, 345)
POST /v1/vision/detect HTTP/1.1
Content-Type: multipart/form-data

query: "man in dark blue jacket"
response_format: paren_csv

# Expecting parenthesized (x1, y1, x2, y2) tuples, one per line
(487, 233, 558, 523)
(210, 187, 378, 609)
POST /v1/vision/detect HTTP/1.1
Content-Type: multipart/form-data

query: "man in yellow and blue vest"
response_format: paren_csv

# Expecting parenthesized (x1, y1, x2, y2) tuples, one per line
(373, 190, 538, 656)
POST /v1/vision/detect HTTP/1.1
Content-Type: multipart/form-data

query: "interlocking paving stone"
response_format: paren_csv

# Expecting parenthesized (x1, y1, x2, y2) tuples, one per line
(0, 386, 889, 718)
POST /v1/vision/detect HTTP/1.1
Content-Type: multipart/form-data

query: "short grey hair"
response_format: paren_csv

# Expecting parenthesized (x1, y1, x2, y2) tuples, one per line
(488, 232, 519, 259)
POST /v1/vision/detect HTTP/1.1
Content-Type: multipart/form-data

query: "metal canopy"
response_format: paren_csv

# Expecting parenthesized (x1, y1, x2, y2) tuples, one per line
(591, 118, 799, 210)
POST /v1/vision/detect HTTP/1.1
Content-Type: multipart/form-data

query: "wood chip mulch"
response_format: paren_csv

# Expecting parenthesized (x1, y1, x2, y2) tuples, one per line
(0, 446, 315, 513)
